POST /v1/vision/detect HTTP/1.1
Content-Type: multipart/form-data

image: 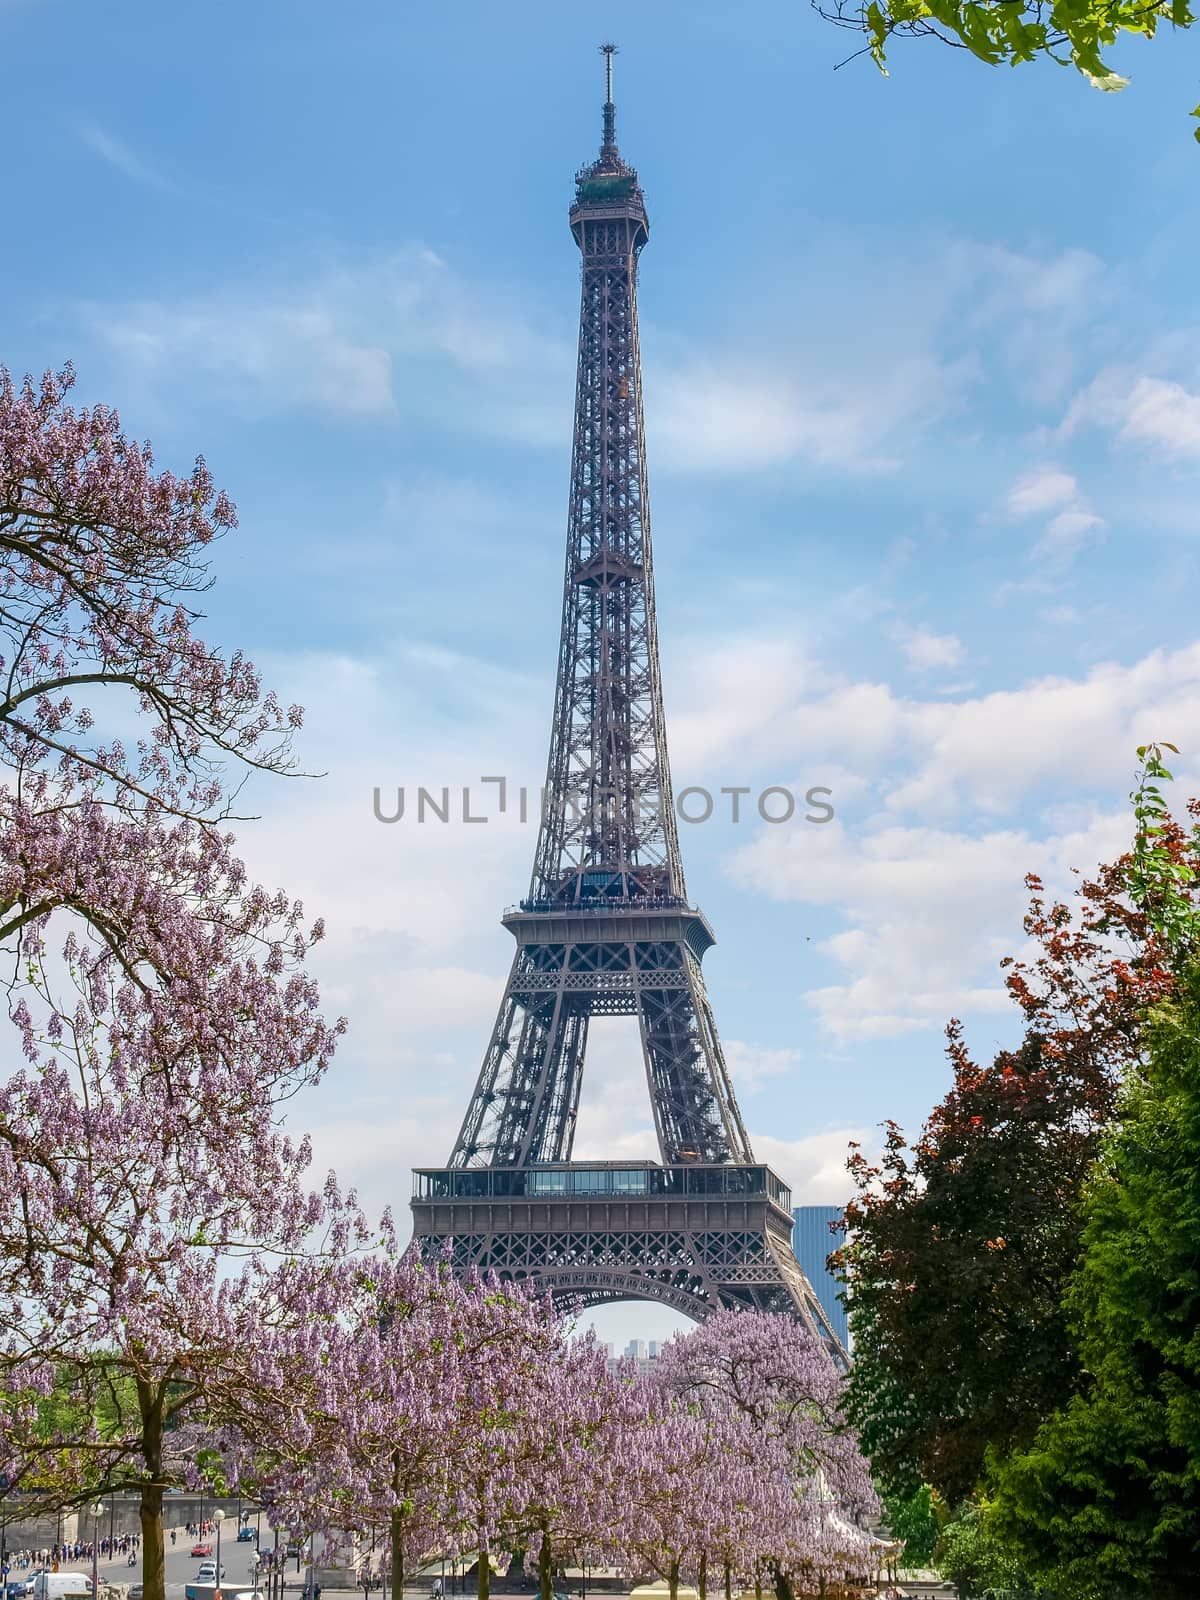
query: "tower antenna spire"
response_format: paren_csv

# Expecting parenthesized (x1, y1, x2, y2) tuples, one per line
(600, 41, 618, 153)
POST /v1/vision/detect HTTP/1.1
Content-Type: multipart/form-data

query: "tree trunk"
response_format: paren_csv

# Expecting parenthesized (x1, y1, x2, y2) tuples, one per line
(476, 1538, 489, 1600)
(698, 1552, 707, 1600)
(538, 1531, 553, 1600)
(389, 1505, 406, 1600)
(723, 1561, 732, 1600)
(754, 1567, 762, 1600)
(668, 1560, 679, 1600)
(140, 1482, 165, 1600)
(137, 1378, 166, 1600)
(771, 1565, 793, 1600)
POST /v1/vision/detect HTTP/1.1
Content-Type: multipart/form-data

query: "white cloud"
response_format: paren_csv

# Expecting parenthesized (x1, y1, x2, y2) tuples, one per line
(1064, 370, 1200, 461)
(94, 290, 395, 418)
(752, 1128, 875, 1205)
(732, 810, 1132, 1043)
(950, 242, 1108, 406)
(668, 633, 1200, 818)
(961, 242, 1106, 322)
(667, 638, 914, 782)
(82, 249, 570, 429)
(1003, 462, 1104, 572)
(1121, 376, 1200, 458)
(642, 238, 1108, 474)
(895, 624, 966, 672)
(651, 630, 1200, 1041)
(302, 1103, 462, 1235)
(219, 640, 551, 1228)
(649, 368, 895, 475)
(647, 337, 973, 475)
(70, 231, 1127, 487)
(1030, 507, 1105, 569)
(882, 648, 1200, 815)
(723, 1040, 802, 1095)
(571, 1017, 660, 1161)
(79, 122, 172, 190)
(1007, 466, 1079, 519)
(235, 645, 543, 951)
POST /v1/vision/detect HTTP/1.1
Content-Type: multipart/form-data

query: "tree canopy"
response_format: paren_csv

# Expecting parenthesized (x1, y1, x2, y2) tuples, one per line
(812, 0, 1200, 143)
(0, 368, 360, 1600)
(832, 829, 1182, 1503)
(989, 960, 1200, 1597)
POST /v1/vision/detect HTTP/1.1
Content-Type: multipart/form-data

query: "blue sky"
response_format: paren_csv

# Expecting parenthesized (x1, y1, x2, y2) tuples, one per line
(5, 1, 1200, 1340)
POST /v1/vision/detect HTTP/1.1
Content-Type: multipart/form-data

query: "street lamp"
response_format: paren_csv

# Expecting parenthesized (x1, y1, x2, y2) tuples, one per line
(249, 1551, 260, 1599)
(89, 1503, 104, 1600)
(214, 1510, 226, 1596)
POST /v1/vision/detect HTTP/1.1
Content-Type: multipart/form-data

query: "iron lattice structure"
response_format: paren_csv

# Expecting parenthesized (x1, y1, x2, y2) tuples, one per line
(412, 50, 846, 1365)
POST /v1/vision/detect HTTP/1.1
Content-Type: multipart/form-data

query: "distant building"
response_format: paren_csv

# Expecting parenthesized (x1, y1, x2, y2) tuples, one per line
(792, 1205, 850, 1352)
(601, 1338, 662, 1377)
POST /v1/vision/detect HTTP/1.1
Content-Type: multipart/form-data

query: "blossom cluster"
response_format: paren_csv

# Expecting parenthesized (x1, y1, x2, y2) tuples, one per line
(268, 1266, 882, 1600)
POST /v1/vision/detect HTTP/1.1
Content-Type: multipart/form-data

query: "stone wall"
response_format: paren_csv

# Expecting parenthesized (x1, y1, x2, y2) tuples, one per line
(1, 1499, 260, 1551)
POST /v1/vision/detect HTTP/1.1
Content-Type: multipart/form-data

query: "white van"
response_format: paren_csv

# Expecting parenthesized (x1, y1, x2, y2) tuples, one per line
(32, 1576, 93, 1600)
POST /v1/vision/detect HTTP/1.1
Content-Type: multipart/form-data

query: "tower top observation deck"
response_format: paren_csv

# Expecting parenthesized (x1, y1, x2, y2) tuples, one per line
(571, 42, 648, 239)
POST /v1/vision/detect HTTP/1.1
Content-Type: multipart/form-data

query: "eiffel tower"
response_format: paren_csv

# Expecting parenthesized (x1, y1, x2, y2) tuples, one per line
(411, 47, 846, 1365)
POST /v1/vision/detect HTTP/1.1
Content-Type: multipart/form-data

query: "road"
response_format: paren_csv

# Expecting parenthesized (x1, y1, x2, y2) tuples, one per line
(84, 1538, 291, 1598)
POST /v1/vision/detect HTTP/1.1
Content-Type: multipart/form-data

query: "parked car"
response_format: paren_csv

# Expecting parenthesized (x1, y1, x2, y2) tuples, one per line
(128, 1586, 143, 1600)
(6, 1576, 39, 1599)
(191, 1546, 213, 1559)
(236, 1529, 255, 1544)
(31, 1574, 92, 1600)
(195, 1565, 224, 1585)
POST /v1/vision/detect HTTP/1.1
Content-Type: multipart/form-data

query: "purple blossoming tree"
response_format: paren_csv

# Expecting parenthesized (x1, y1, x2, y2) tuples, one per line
(654, 1311, 879, 1599)
(0, 368, 361, 1600)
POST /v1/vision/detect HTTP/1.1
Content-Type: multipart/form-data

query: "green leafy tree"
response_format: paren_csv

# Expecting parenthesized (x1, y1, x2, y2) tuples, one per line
(813, 0, 1199, 142)
(834, 784, 1195, 1503)
(1127, 742, 1199, 957)
(837, 1033, 1102, 1503)
(882, 1482, 941, 1567)
(989, 962, 1200, 1597)
(934, 1502, 1036, 1599)
(985, 745, 1200, 1597)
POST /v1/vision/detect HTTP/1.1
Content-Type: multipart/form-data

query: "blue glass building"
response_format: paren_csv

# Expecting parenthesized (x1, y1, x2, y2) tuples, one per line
(792, 1205, 850, 1352)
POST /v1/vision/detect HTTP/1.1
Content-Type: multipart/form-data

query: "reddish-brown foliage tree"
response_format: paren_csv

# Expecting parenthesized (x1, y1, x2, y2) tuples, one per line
(832, 815, 1199, 1504)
